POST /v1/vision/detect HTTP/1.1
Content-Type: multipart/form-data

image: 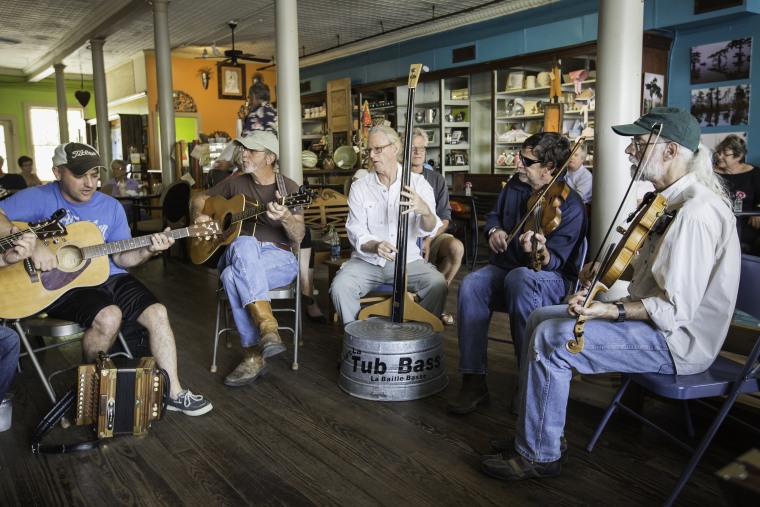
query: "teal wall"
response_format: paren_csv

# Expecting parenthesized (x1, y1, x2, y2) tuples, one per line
(0, 75, 95, 158)
(301, 0, 760, 165)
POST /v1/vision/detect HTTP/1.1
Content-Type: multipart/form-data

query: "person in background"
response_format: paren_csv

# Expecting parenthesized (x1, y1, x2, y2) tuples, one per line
(191, 131, 305, 387)
(0, 228, 36, 403)
(480, 107, 740, 482)
(0, 156, 27, 191)
(713, 134, 760, 255)
(448, 132, 587, 416)
(564, 143, 592, 205)
(330, 125, 447, 326)
(410, 128, 464, 325)
(242, 76, 278, 136)
(0, 142, 212, 416)
(104, 159, 138, 196)
(18, 156, 42, 187)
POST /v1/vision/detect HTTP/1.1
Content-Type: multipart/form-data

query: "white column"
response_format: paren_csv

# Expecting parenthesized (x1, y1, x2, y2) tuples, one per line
(592, 0, 644, 298)
(53, 64, 69, 143)
(152, 0, 176, 183)
(275, 0, 303, 184)
(90, 38, 111, 163)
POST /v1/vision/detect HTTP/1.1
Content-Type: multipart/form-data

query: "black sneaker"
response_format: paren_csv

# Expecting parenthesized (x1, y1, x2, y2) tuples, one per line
(480, 449, 561, 481)
(489, 436, 568, 464)
(167, 390, 213, 416)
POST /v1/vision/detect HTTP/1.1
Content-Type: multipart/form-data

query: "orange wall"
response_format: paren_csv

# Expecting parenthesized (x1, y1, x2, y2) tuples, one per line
(144, 54, 277, 138)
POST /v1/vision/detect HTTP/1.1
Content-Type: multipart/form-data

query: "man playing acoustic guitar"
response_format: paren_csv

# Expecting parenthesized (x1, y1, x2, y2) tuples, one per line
(0, 143, 212, 416)
(191, 131, 305, 387)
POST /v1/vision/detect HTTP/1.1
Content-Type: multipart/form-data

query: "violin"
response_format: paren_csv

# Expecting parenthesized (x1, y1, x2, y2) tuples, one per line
(565, 123, 666, 354)
(565, 192, 668, 353)
(524, 181, 571, 271)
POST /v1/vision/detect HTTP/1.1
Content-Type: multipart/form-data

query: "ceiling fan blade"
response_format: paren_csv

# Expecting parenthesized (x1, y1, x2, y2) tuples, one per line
(239, 54, 271, 64)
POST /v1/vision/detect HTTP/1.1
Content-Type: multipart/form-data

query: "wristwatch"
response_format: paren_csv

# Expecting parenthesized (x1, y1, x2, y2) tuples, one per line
(615, 301, 626, 322)
(487, 226, 503, 238)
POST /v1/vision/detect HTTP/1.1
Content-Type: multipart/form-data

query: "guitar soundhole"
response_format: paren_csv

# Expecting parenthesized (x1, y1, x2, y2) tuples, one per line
(222, 213, 232, 231)
(57, 245, 85, 271)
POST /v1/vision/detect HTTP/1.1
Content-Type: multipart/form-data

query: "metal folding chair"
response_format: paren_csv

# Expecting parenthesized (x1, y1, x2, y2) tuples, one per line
(211, 249, 302, 372)
(586, 253, 760, 506)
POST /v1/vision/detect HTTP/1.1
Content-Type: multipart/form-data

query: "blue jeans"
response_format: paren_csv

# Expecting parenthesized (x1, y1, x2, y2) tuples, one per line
(457, 265, 568, 373)
(0, 326, 20, 400)
(515, 305, 674, 462)
(217, 237, 298, 348)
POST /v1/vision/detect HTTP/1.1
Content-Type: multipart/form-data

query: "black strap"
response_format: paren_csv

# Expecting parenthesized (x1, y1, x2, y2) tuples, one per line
(30, 387, 100, 454)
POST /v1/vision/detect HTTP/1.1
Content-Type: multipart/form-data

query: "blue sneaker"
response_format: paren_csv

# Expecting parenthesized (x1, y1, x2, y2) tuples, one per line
(167, 390, 213, 416)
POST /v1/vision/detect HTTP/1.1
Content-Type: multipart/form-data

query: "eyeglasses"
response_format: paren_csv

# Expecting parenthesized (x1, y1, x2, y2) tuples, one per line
(411, 146, 426, 153)
(519, 153, 542, 167)
(630, 138, 669, 152)
(720, 151, 736, 158)
(365, 143, 394, 156)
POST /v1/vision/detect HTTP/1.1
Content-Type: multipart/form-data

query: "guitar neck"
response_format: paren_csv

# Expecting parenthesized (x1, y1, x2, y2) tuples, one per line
(0, 225, 48, 253)
(231, 203, 268, 225)
(80, 228, 193, 259)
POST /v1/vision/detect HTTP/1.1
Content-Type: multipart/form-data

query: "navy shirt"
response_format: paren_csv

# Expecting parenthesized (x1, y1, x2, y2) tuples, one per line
(484, 176, 587, 284)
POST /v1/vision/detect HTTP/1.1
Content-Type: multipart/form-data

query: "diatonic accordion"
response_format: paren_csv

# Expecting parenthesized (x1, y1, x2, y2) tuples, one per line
(75, 355, 168, 438)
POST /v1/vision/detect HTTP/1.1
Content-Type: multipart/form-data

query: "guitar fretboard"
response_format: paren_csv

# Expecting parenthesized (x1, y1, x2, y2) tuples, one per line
(231, 203, 268, 225)
(81, 228, 193, 259)
(0, 225, 49, 252)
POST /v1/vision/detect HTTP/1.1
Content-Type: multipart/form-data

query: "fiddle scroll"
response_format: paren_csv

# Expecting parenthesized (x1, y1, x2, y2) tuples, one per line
(566, 192, 668, 354)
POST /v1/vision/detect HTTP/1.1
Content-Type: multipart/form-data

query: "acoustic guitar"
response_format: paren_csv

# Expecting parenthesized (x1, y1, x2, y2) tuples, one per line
(0, 221, 220, 319)
(189, 190, 314, 265)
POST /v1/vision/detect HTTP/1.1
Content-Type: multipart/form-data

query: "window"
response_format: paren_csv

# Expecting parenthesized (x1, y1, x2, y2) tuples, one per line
(25, 105, 86, 181)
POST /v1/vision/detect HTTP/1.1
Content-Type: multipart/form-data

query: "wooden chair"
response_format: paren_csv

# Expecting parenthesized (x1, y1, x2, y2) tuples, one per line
(302, 188, 350, 265)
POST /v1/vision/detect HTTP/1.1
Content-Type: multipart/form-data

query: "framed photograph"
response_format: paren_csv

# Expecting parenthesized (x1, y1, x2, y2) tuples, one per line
(506, 71, 525, 91)
(217, 63, 246, 100)
(643, 73, 665, 114)
(690, 84, 750, 126)
(690, 38, 752, 85)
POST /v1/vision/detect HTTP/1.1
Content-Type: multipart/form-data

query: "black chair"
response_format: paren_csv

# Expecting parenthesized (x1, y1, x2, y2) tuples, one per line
(448, 194, 476, 267)
(135, 180, 192, 265)
(469, 191, 501, 271)
(586, 254, 760, 506)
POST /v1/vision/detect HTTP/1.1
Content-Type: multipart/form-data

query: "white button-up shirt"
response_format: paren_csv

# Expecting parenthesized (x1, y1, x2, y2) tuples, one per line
(346, 164, 442, 267)
(627, 173, 741, 375)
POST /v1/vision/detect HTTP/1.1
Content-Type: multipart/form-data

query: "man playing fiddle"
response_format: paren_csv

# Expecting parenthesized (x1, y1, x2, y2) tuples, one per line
(449, 132, 587, 414)
(480, 107, 741, 481)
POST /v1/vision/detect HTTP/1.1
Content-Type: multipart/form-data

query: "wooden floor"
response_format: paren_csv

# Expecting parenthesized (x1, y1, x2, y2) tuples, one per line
(0, 257, 754, 506)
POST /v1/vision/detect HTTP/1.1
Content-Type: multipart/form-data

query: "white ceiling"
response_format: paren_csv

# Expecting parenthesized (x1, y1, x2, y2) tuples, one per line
(0, 0, 556, 80)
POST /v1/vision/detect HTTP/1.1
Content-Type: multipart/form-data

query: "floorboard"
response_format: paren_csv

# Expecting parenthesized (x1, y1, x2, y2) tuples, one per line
(0, 257, 754, 506)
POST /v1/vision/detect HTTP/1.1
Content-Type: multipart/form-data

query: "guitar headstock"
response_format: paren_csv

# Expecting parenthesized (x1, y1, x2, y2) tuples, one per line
(188, 222, 222, 241)
(408, 64, 426, 90)
(29, 209, 67, 239)
(282, 189, 315, 209)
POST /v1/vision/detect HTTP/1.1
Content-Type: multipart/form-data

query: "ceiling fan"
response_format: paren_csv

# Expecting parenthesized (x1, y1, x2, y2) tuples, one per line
(215, 21, 270, 65)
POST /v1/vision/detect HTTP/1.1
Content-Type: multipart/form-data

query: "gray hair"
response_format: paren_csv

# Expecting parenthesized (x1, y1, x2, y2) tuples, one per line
(676, 142, 731, 207)
(368, 125, 402, 162)
(411, 128, 429, 146)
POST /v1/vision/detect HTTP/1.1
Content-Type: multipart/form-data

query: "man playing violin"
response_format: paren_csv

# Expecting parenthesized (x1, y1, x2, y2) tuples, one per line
(449, 132, 587, 414)
(480, 107, 741, 481)
(191, 131, 305, 387)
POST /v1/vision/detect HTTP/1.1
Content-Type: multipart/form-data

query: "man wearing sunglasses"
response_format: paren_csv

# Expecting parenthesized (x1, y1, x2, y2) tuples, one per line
(449, 132, 587, 415)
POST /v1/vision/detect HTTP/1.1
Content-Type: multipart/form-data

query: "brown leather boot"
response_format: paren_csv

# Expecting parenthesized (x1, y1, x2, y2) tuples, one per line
(224, 346, 268, 387)
(247, 301, 285, 359)
(447, 374, 489, 414)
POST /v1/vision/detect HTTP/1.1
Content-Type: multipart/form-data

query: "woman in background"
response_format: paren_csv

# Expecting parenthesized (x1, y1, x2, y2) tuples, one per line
(713, 134, 760, 255)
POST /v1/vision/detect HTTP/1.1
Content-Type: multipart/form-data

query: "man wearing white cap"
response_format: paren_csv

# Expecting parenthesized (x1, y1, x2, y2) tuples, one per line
(191, 131, 305, 387)
(0, 142, 212, 416)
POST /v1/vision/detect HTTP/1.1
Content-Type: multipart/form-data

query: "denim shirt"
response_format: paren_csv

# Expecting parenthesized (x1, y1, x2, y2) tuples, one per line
(484, 175, 587, 284)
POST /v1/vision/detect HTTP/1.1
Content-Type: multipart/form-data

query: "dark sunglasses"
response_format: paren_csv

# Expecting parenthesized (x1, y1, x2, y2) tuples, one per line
(519, 153, 542, 167)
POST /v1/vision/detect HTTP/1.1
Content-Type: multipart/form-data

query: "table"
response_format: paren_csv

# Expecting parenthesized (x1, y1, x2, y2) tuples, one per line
(115, 193, 160, 232)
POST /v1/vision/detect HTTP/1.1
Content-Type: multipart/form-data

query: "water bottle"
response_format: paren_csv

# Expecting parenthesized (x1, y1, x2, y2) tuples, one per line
(330, 227, 341, 261)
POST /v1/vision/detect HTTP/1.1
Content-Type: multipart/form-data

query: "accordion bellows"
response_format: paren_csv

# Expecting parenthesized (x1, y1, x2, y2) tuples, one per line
(76, 355, 167, 437)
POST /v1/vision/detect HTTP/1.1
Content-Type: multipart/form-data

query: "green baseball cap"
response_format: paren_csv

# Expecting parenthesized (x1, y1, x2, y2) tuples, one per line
(611, 107, 701, 152)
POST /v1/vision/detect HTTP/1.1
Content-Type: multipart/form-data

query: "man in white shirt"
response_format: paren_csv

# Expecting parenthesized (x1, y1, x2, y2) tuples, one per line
(480, 107, 741, 481)
(564, 143, 592, 204)
(330, 125, 447, 325)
